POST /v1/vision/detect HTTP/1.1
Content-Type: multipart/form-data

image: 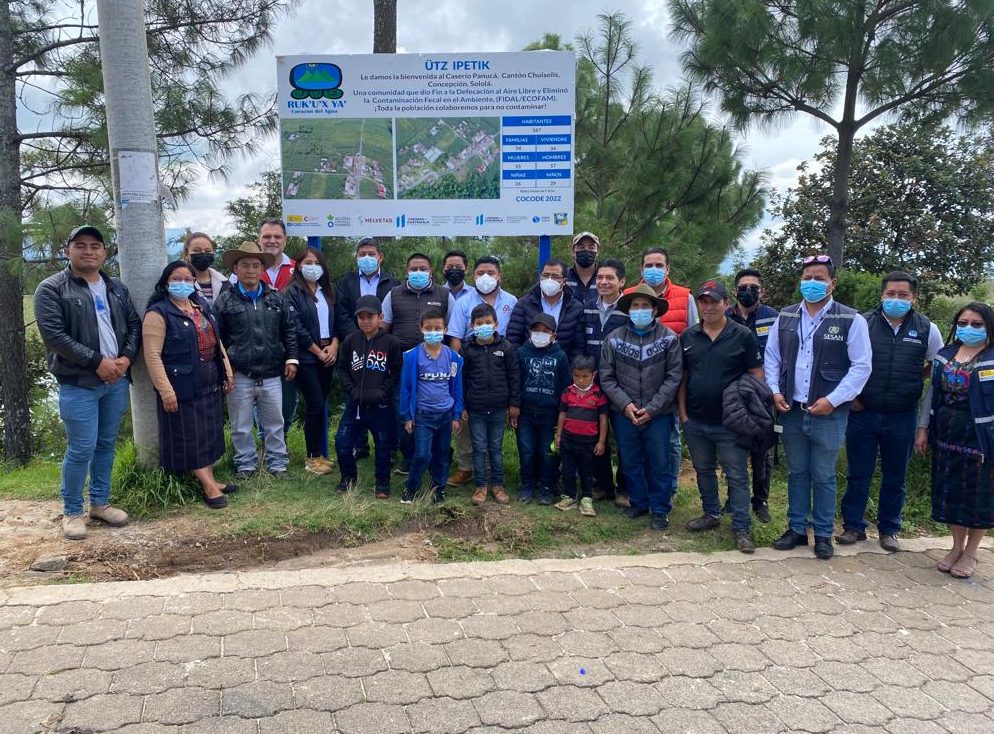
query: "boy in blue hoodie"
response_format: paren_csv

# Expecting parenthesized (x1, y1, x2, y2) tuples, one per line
(399, 308, 464, 504)
(516, 312, 571, 504)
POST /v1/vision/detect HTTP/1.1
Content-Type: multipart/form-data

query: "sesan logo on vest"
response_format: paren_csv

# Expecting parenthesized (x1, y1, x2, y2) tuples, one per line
(823, 325, 844, 342)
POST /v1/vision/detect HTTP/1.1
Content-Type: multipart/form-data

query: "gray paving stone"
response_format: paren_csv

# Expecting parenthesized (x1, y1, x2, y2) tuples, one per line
(472, 593, 531, 616)
(406, 695, 482, 734)
(491, 660, 557, 692)
(154, 634, 221, 663)
(710, 701, 786, 732)
(10, 643, 83, 675)
(221, 590, 281, 612)
(0, 606, 36, 630)
(285, 625, 347, 654)
(0, 673, 37, 705)
(473, 690, 544, 727)
(423, 596, 478, 619)
(222, 629, 286, 657)
(0, 624, 61, 652)
(220, 680, 293, 717)
(163, 592, 222, 616)
(60, 692, 143, 732)
(126, 614, 191, 640)
(181, 715, 259, 733)
(607, 626, 668, 654)
(504, 633, 563, 662)
(427, 665, 495, 699)
(822, 689, 895, 725)
(444, 637, 509, 667)
(590, 712, 663, 734)
(35, 599, 102, 626)
(935, 711, 994, 734)
(570, 589, 625, 609)
(83, 638, 156, 671)
(144, 687, 219, 725)
(524, 591, 576, 612)
(709, 670, 778, 704)
(861, 657, 930, 687)
(291, 675, 364, 712)
(367, 599, 427, 623)
(886, 720, 949, 734)
(657, 646, 721, 678)
(872, 684, 947, 720)
(653, 676, 724, 710)
(384, 642, 450, 672)
(484, 575, 538, 596)
(514, 610, 572, 635)
(190, 610, 254, 636)
(347, 620, 411, 647)
(762, 664, 832, 697)
(459, 613, 519, 640)
(107, 661, 185, 695)
(766, 694, 840, 733)
(813, 660, 883, 693)
(405, 617, 463, 644)
(708, 642, 770, 672)
(310, 602, 368, 627)
(100, 596, 166, 620)
(601, 651, 668, 683)
(255, 651, 325, 682)
(363, 669, 432, 705)
(0, 699, 67, 734)
(595, 680, 666, 716)
(922, 679, 993, 713)
(321, 646, 388, 677)
(651, 708, 726, 733)
(556, 630, 618, 658)
(258, 709, 333, 734)
(333, 581, 393, 604)
(436, 577, 489, 598)
(252, 606, 314, 631)
(336, 702, 410, 734)
(535, 685, 611, 721)
(184, 656, 257, 689)
(279, 584, 336, 608)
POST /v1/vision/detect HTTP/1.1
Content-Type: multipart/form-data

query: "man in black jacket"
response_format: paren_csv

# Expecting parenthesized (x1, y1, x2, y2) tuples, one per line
(334, 238, 401, 339)
(335, 296, 403, 497)
(35, 225, 141, 540)
(213, 242, 299, 479)
(507, 258, 585, 363)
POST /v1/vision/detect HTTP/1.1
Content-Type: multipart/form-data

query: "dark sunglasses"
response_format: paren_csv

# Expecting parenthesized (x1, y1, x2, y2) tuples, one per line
(736, 285, 760, 293)
(956, 320, 985, 329)
(802, 254, 833, 266)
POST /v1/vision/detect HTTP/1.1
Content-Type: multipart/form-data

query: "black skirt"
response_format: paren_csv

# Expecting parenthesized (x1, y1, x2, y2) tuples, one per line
(157, 361, 225, 472)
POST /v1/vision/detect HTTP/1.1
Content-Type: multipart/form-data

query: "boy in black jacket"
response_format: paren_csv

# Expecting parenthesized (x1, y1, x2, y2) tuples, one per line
(516, 313, 571, 504)
(462, 304, 521, 506)
(335, 296, 403, 498)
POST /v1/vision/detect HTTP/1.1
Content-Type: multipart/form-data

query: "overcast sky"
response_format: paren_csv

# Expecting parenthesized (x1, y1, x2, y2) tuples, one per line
(165, 0, 845, 256)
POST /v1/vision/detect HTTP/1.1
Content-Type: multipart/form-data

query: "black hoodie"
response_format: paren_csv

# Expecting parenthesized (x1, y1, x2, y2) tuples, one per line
(461, 334, 521, 413)
(338, 328, 403, 408)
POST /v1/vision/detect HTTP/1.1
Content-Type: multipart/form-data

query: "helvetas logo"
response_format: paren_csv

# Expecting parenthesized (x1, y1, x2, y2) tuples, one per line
(396, 215, 407, 228)
(289, 63, 344, 100)
(532, 216, 541, 224)
(475, 214, 485, 225)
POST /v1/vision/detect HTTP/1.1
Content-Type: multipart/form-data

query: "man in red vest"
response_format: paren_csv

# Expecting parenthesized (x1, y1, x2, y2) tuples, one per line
(624, 247, 698, 497)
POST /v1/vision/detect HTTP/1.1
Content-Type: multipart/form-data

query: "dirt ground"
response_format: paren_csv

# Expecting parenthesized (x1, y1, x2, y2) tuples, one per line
(0, 499, 676, 588)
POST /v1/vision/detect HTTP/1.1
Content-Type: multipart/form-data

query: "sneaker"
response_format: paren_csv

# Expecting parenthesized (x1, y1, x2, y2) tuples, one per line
(686, 514, 721, 532)
(336, 479, 355, 494)
(319, 456, 336, 469)
(773, 529, 808, 550)
(538, 491, 555, 506)
(879, 534, 901, 552)
(754, 503, 772, 524)
(579, 497, 596, 517)
(374, 483, 391, 499)
(471, 487, 488, 506)
(518, 491, 533, 504)
(432, 486, 446, 504)
(400, 490, 416, 504)
(554, 495, 577, 511)
(735, 530, 756, 554)
(447, 469, 473, 487)
(835, 528, 867, 545)
(268, 470, 288, 481)
(305, 457, 333, 475)
(62, 515, 87, 540)
(614, 494, 631, 509)
(650, 514, 668, 531)
(394, 461, 411, 476)
(235, 469, 255, 481)
(814, 535, 834, 560)
(492, 486, 510, 505)
(89, 505, 129, 527)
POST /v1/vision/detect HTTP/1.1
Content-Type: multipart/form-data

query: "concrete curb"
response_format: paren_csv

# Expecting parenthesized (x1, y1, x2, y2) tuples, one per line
(1, 535, 989, 606)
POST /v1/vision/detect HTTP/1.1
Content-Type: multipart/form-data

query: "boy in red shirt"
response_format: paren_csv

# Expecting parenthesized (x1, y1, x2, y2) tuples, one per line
(554, 355, 609, 516)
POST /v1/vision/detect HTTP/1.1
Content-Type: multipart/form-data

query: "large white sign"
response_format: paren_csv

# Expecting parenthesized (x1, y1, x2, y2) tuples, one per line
(276, 51, 575, 237)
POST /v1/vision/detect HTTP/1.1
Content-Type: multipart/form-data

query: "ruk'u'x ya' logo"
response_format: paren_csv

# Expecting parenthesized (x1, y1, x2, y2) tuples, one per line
(289, 63, 344, 100)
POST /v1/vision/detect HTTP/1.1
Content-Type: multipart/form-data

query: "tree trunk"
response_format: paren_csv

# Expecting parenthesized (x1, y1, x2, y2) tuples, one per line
(96, 0, 168, 466)
(0, 1, 31, 464)
(826, 123, 854, 269)
(372, 0, 397, 53)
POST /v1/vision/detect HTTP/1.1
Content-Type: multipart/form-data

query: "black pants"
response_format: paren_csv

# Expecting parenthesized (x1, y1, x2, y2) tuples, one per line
(749, 443, 772, 508)
(295, 361, 332, 458)
(561, 434, 597, 500)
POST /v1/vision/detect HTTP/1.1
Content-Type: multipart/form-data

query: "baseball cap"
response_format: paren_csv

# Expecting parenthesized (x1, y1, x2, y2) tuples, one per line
(571, 231, 600, 247)
(66, 225, 105, 246)
(354, 295, 382, 316)
(529, 313, 557, 331)
(696, 279, 729, 301)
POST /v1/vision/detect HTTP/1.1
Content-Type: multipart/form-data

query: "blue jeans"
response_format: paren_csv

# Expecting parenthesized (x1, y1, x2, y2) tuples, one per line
(780, 407, 848, 537)
(516, 410, 557, 497)
(684, 418, 751, 532)
(612, 411, 674, 516)
(468, 410, 507, 487)
(335, 402, 394, 484)
(406, 410, 453, 492)
(842, 408, 917, 535)
(670, 417, 682, 492)
(393, 383, 414, 465)
(58, 381, 130, 516)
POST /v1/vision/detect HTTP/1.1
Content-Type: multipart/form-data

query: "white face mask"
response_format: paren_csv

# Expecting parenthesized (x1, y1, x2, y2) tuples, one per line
(300, 263, 323, 283)
(475, 273, 498, 295)
(540, 278, 563, 298)
(530, 332, 553, 348)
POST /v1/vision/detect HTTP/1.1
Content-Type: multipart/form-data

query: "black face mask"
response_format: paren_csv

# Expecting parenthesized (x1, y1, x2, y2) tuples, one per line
(736, 286, 760, 308)
(444, 268, 466, 286)
(189, 252, 215, 272)
(575, 250, 596, 268)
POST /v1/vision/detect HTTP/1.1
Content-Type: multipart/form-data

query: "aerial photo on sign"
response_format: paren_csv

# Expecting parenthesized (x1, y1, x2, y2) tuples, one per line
(396, 118, 499, 200)
(282, 118, 393, 200)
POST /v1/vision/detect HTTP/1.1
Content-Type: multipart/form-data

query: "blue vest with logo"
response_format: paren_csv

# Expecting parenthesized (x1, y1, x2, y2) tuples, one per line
(929, 344, 994, 460)
(727, 303, 779, 351)
(859, 308, 931, 413)
(777, 300, 856, 406)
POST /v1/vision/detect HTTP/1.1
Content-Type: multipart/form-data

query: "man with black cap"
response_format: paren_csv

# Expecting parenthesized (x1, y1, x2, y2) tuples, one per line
(213, 242, 298, 480)
(679, 279, 764, 553)
(566, 231, 600, 306)
(335, 295, 403, 498)
(35, 225, 141, 539)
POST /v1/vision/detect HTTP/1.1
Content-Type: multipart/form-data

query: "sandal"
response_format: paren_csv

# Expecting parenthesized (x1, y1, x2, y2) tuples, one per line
(950, 553, 979, 579)
(937, 549, 962, 573)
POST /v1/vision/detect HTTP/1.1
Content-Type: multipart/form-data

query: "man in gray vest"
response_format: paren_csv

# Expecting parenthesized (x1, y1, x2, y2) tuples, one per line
(765, 255, 872, 559)
(838, 271, 942, 551)
(382, 252, 455, 473)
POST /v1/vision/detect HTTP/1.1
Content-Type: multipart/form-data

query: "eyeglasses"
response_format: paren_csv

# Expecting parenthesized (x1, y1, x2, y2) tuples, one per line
(736, 285, 760, 293)
(802, 255, 833, 266)
(956, 320, 985, 329)
(170, 278, 197, 285)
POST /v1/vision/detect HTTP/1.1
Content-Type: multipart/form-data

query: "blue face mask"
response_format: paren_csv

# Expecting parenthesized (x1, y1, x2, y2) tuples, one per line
(643, 267, 666, 287)
(357, 255, 379, 275)
(957, 325, 987, 347)
(799, 279, 829, 303)
(408, 271, 431, 290)
(473, 324, 495, 341)
(168, 282, 196, 299)
(423, 330, 444, 345)
(629, 308, 655, 329)
(882, 298, 912, 319)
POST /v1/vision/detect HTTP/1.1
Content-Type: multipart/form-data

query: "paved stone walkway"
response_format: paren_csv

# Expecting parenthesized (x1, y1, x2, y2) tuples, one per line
(1, 538, 993, 734)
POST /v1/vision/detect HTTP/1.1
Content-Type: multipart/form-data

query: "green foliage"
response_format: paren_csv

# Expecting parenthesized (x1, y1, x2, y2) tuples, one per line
(111, 442, 203, 519)
(754, 120, 994, 302)
(402, 170, 499, 201)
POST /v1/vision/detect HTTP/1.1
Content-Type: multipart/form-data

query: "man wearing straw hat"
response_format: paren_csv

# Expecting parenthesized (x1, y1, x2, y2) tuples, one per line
(213, 242, 299, 480)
